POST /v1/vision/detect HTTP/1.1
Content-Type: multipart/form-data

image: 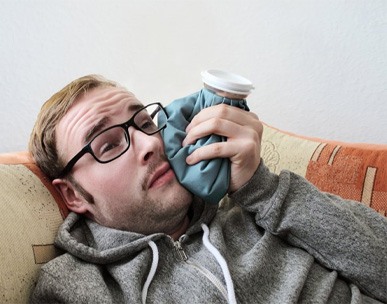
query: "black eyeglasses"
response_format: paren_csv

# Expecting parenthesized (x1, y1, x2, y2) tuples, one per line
(58, 102, 168, 178)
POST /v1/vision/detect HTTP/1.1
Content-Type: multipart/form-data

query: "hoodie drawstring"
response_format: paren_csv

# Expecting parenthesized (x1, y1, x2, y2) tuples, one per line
(141, 241, 159, 304)
(201, 223, 237, 304)
(142, 226, 236, 304)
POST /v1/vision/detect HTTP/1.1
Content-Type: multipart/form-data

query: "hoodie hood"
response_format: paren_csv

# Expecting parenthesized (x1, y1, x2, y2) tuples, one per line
(54, 197, 218, 265)
(53, 198, 239, 304)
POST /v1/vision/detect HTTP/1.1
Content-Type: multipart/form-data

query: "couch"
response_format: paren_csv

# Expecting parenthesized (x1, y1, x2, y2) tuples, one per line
(1, 124, 386, 303)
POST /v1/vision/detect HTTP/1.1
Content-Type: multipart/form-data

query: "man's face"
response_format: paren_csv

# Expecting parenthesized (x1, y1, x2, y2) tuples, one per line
(54, 86, 193, 235)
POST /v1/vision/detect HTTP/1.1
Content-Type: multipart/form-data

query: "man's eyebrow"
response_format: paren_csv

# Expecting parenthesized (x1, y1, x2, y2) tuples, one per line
(84, 117, 110, 145)
(128, 103, 144, 113)
(83, 103, 144, 145)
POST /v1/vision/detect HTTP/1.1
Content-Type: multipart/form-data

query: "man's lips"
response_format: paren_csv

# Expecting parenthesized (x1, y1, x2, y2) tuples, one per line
(148, 163, 175, 189)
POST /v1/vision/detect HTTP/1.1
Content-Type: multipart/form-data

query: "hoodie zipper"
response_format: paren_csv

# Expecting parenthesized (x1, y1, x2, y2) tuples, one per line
(172, 237, 229, 302)
(173, 239, 188, 261)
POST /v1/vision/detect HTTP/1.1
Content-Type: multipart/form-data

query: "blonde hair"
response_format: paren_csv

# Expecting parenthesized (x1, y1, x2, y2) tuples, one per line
(29, 74, 118, 180)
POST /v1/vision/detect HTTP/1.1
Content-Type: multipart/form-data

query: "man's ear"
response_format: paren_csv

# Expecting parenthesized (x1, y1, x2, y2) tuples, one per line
(52, 178, 89, 214)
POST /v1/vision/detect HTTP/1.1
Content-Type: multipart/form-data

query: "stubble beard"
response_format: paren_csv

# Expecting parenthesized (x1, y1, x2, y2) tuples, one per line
(72, 154, 193, 234)
(136, 156, 193, 235)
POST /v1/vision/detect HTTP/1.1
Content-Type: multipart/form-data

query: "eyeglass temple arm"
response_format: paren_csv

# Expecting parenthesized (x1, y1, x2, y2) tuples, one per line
(57, 147, 89, 178)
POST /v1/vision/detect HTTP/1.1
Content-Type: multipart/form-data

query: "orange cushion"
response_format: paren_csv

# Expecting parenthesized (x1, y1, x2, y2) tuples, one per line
(262, 124, 387, 216)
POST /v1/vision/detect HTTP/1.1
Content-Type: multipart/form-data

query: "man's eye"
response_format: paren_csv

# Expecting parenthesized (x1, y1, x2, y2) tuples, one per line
(101, 142, 118, 154)
(141, 120, 156, 130)
(95, 137, 124, 158)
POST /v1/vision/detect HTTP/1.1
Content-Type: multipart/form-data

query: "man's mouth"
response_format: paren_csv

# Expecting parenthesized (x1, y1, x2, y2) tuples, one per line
(148, 163, 175, 189)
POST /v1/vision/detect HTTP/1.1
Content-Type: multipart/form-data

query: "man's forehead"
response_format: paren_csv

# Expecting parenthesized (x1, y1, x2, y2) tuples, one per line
(57, 86, 142, 159)
(64, 86, 143, 125)
(79, 86, 137, 104)
(70, 86, 145, 118)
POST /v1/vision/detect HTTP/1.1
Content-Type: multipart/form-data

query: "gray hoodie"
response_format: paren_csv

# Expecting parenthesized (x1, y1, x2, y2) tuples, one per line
(30, 163, 387, 303)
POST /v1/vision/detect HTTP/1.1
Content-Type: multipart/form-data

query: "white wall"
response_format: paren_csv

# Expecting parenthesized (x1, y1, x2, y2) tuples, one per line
(1, 0, 386, 153)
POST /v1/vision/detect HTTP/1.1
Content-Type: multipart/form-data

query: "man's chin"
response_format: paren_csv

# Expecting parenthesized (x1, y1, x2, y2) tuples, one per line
(163, 185, 193, 207)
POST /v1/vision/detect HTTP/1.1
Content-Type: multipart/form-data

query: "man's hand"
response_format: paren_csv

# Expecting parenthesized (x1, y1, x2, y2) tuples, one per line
(182, 104, 263, 193)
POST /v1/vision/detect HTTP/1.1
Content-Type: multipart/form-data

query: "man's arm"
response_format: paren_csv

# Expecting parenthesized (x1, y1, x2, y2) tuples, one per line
(230, 162, 387, 302)
(184, 105, 386, 301)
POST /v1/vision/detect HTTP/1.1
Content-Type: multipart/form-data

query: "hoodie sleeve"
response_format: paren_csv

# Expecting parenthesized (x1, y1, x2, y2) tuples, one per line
(229, 161, 387, 302)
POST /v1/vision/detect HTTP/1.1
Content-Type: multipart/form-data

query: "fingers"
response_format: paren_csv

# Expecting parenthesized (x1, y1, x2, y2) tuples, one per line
(183, 104, 263, 193)
(183, 117, 243, 147)
(185, 132, 258, 165)
(183, 104, 260, 146)
(186, 104, 259, 133)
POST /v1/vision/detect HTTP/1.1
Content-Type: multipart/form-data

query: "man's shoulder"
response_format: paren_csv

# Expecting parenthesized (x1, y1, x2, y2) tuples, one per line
(32, 252, 121, 303)
(39, 252, 101, 280)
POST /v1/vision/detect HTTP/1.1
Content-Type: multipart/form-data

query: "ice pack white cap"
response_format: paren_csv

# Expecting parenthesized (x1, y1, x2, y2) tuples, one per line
(201, 69, 254, 95)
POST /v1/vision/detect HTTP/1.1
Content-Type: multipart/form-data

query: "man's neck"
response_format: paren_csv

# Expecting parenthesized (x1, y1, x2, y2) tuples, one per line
(169, 215, 190, 241)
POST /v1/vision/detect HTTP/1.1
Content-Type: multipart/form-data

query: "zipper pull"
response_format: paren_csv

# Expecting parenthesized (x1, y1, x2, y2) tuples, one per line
(173, 240, 188, 261)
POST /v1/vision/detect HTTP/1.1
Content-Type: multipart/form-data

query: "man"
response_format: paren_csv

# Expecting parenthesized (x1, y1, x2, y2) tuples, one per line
(30, 75, 386, 303)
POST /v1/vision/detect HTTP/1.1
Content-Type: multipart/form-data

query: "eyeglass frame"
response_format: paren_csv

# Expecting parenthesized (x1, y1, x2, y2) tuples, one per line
(57, 102, 168, 178)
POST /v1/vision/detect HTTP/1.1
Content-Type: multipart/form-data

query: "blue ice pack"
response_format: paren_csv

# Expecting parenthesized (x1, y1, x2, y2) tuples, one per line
(160, 88, 249, 204)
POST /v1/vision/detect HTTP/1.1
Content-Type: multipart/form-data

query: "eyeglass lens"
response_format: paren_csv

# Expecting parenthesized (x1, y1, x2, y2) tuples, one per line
(90, 103, 166, 162)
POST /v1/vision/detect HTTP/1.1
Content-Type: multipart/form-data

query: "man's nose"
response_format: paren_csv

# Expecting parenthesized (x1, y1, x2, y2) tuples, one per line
(129, 128, 162, 164)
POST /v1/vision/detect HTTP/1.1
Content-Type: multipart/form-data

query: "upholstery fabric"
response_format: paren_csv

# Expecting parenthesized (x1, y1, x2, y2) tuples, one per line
(262, 124, 387, 216)
(0, 152, 67, 303)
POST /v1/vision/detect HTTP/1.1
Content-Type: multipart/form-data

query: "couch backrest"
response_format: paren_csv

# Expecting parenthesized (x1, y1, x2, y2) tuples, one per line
(1, 126, 386, 302)
(0, 152, 68, 303)
(261, 124, 387, 216)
